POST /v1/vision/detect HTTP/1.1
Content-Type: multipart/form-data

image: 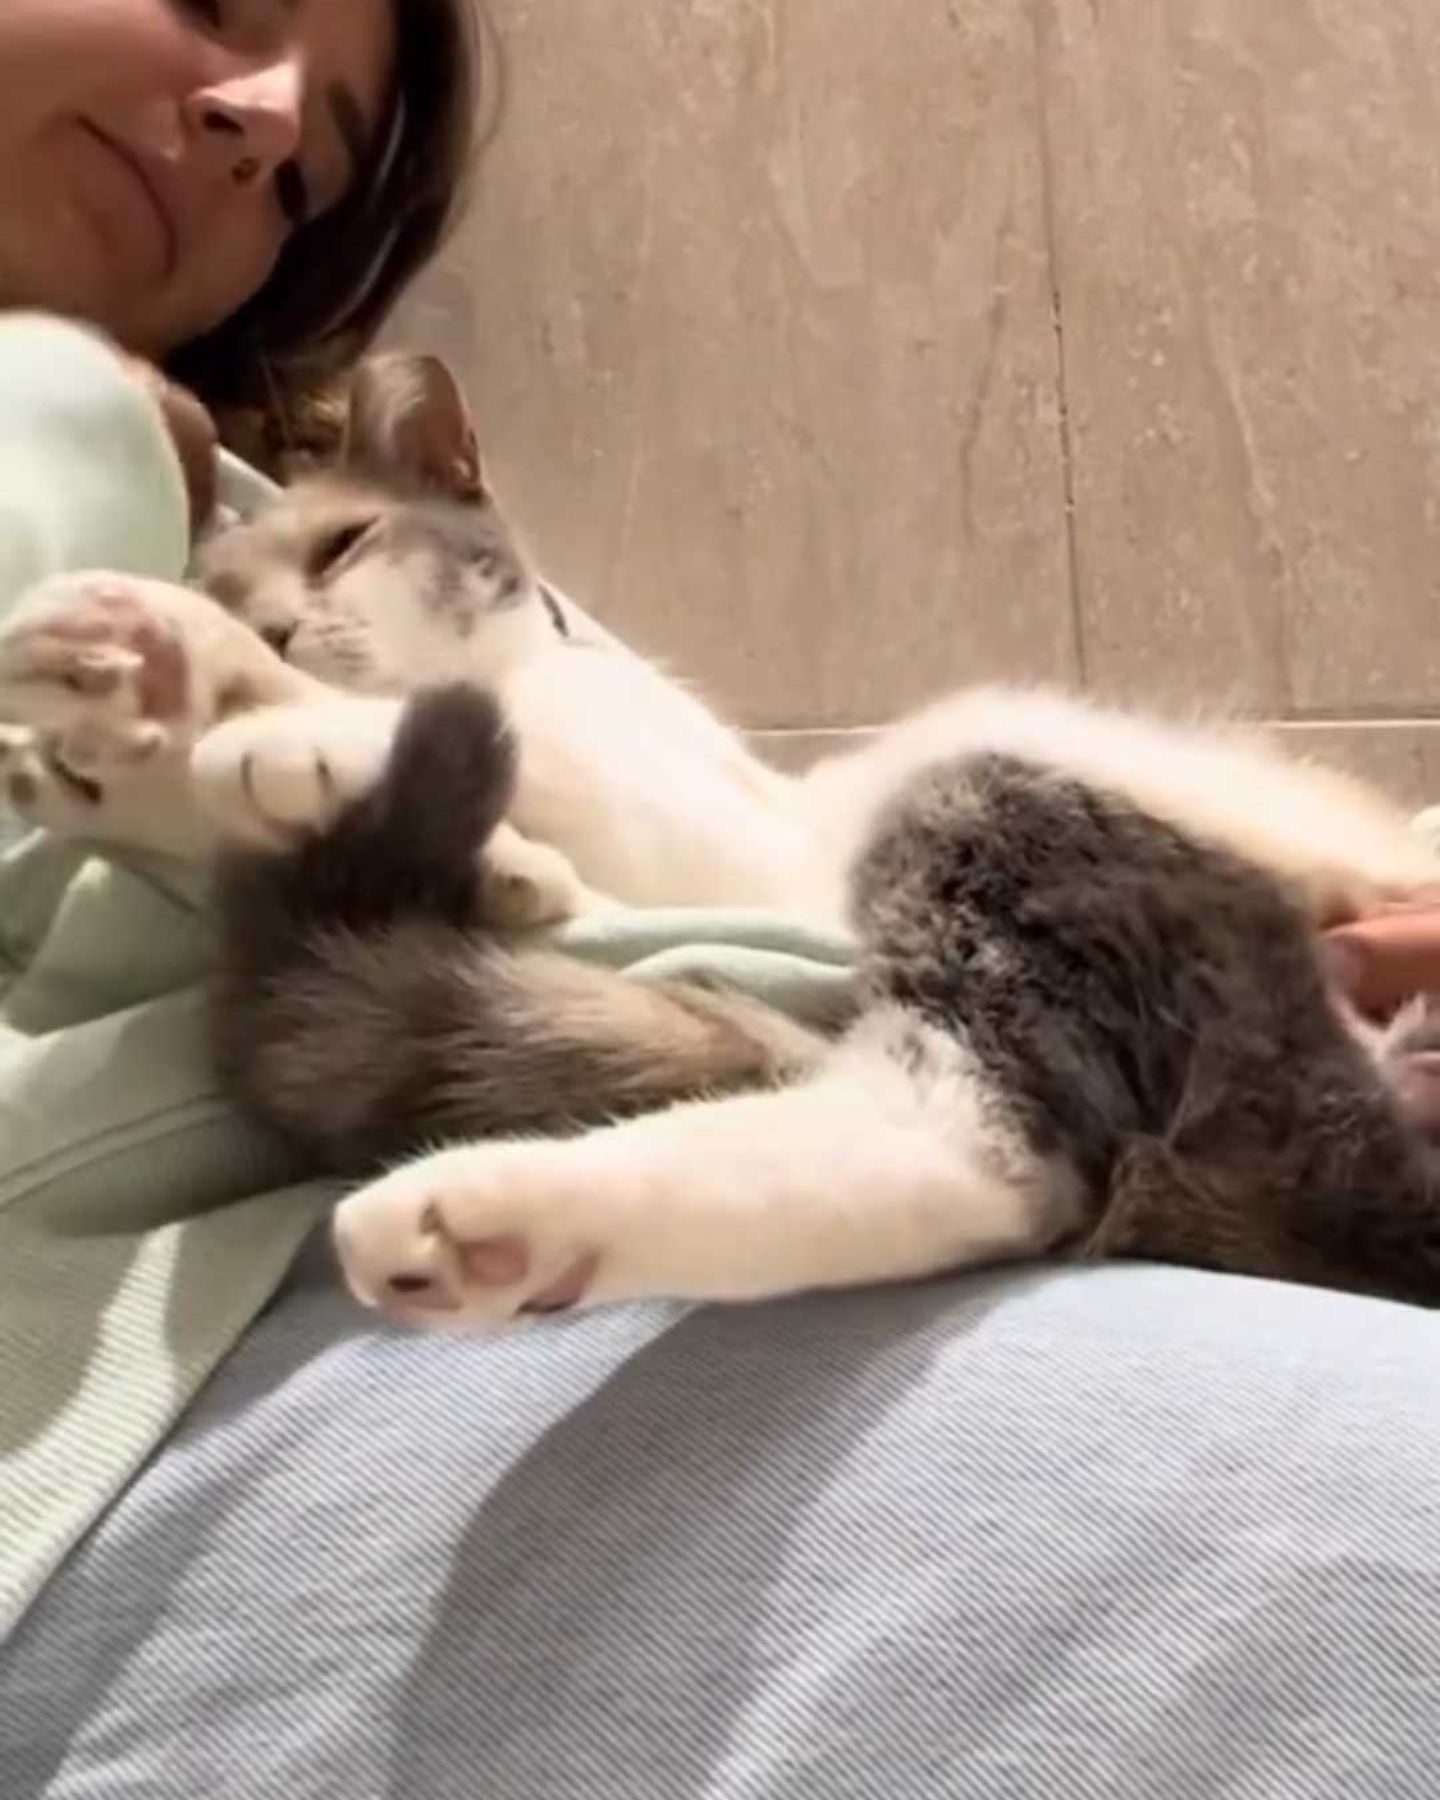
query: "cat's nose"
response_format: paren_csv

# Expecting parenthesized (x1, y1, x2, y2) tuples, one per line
(260, 623, 297, 659)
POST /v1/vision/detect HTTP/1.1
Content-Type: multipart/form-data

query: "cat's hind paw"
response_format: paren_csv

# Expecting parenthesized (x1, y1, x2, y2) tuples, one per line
(0, 724, 106, 829)
(332, 1143, 613, 1328)
(191, 697, 402, 848)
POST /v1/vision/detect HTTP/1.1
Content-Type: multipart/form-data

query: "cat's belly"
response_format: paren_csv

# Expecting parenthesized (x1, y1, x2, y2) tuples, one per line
(499, 649, 829, 911)
(511, 758, 818, 908)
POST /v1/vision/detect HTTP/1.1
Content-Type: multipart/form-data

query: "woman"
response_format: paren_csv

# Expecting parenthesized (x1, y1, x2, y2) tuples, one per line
(0, 0, 478, 466)
(0, 0, 484, 1635)
(0, 0, 480, 762)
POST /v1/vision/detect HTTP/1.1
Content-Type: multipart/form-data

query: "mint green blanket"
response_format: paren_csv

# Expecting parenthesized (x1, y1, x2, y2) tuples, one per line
(0, 317, 855, 1633)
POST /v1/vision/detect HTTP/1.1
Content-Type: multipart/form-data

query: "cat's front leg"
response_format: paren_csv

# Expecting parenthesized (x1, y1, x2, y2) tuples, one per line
(332, 1019, 1069, 1326)
(0, 570, 321, 753)
(0, 572, 331, 858)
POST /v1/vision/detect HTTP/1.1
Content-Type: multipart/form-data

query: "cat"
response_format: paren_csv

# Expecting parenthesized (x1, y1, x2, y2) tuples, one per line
(0, 349, 850, 1145)
(0, 351, 1425, 926)
(11, 573, 1440, 1326)
(220, 678, 1440, 1326)
(4, 356, 1440, 1325)
(0, 352, 816, 919)
(208, 684, 831, 1172)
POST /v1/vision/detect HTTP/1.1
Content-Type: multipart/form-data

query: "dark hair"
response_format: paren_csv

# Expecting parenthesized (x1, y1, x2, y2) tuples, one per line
(170, 0, 482, 453)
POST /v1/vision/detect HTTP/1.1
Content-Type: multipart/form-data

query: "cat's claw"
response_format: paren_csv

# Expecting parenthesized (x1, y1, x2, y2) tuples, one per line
(0, 724, 45, 817)
(332, 1143, 614, 1328)
(0, 723, 108, 826)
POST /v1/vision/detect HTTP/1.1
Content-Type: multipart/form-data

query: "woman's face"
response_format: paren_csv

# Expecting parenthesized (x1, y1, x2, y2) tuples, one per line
(0, 0, 396, 357)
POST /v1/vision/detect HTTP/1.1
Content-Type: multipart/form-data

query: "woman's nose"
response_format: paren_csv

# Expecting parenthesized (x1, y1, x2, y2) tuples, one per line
(183, 57, 304, 188)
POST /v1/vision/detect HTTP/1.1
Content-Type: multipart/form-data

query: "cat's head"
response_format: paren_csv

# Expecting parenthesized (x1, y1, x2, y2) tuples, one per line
(196, 356, 550, 694)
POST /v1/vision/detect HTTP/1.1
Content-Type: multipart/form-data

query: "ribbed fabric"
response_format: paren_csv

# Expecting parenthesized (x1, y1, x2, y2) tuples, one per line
(6, 1260, 1440, 1798)
(0, 900, 853, 1637)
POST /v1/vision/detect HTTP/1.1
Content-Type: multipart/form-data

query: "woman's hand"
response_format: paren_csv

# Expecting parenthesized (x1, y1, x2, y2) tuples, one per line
(116, 354, 218, 538)
(1326, 898, 1440, 1021)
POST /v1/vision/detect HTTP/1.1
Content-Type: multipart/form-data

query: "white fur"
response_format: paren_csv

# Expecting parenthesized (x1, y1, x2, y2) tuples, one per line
(495, 639, 813, 909)
(328, 683, 1437, 1326)
(190, 696, 397, 846)
(335, 1013, 1079, 1324)
(802, 685, 1438, 918)
(290, 544, 555, 695)
(2, 560, 1436, 1329)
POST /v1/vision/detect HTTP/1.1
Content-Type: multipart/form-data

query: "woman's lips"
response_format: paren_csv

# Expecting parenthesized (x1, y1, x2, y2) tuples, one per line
(74, 121, 179, 285)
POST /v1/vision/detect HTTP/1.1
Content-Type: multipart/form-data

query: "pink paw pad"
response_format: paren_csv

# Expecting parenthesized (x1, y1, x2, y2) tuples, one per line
(36, 594, 191, 723)
(520, 1251, 600, 1315)
(458, 1236, 532, 1287)
(381, 1229, 598, 1319)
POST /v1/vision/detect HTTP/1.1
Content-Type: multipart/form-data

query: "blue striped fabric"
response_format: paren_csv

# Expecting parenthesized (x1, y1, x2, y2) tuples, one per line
(4, 1250, 1440, 1798)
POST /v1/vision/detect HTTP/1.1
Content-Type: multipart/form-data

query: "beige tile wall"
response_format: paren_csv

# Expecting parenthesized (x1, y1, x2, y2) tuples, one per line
(395, 0, 1440, 800)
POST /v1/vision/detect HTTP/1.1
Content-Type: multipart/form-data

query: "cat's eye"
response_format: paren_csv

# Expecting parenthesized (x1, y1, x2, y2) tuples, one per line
(307, 520, 377, 583)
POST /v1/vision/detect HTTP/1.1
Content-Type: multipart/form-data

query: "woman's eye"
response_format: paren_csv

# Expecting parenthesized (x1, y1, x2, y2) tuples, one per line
(275, 160, 312, 229)
(308, 520, 374, 581)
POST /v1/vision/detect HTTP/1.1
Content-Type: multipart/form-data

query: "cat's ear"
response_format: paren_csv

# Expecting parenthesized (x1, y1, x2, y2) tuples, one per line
(343, 355, 486, 502)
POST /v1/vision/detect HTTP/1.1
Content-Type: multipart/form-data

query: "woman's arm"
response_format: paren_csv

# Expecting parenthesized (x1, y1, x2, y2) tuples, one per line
(0, 314, 198, 621)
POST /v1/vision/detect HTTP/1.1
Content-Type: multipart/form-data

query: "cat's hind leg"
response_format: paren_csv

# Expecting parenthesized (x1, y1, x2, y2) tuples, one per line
(213, 686, 820, 1168)
(199, 684, 592, 927)
(191, 695, 404, 849)
(0, 721, 210, 859)
(331, 1006, 1077, 1326)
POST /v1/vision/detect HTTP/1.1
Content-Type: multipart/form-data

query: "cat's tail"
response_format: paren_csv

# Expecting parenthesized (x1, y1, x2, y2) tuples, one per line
(212, 684, 828, 1173)
(218, 682, 520, 944)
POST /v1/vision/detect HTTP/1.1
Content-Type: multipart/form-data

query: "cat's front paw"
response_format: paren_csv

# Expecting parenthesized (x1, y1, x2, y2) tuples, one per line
(479, 823, 586, 931)
(0, 570, 316, 756)
(332, 1142, 617, 1328)
(191, 697, 401, 848)
(0, 572, 231, 754)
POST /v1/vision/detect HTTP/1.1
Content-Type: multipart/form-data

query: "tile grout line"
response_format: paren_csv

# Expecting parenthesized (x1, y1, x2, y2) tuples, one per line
(752, 715, 1440, 740)
(1029, 0, 1088, 691)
